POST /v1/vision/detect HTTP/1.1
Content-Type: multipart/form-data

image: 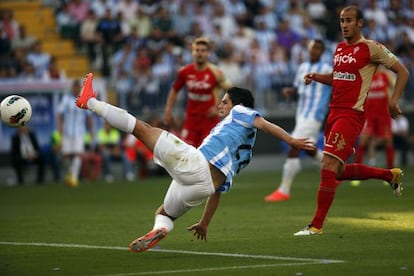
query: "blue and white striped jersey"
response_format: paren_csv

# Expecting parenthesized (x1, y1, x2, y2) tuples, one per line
(57, 93, 91, 138)
(294, 61, 332, 122)
(198, 105, 260, 192)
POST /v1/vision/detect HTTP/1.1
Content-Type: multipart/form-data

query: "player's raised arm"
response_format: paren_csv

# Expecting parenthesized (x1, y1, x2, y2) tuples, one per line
(388, 60, 409, 118)
(253, 116, 316, 151)
(304, 72, 333, 86)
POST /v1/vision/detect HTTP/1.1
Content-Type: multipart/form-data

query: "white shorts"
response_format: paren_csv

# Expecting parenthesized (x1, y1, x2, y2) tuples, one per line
(291, 119, 322, 143)
(153, 131, 215, 218)
(61, 136, 85, 155)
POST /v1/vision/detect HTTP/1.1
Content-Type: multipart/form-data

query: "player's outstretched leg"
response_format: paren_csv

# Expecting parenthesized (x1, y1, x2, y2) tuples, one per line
(129, 228, 168, 253)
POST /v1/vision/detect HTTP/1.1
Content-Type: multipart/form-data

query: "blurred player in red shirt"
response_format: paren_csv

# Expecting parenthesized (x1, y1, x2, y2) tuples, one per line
(164, 37, 232, 147)
(355, 67, 395, 168)
(294, 5, 409, 236)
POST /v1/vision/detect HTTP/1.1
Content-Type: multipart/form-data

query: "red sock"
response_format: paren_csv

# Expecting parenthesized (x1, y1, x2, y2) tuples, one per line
(355, 146, 365, 163)
(385, 145, 395, 169)
(338, 163, 392, 182)
(311, 169, 338, 229)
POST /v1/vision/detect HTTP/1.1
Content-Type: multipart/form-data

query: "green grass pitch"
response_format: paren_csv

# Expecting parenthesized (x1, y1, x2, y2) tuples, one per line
(0, 168, 413, 275)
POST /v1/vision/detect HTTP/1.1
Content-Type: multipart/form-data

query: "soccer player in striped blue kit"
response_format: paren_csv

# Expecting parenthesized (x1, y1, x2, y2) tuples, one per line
(57, 79, 94, 187)
(265, 39, 332, 202)
(76, 73, 315, 252)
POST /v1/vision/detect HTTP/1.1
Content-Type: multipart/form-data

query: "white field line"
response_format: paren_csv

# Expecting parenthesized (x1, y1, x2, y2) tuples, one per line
(0, 241, 345, 275)
(96, 262, 337, 276)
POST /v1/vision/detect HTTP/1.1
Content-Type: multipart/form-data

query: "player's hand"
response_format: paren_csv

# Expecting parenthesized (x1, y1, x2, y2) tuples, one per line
(164, 112, 174, 127)
(304, 73, 313, 85)
(389, 102, 402, 119)
(291, 138, 316, 151)
(187, 223, 208, 241)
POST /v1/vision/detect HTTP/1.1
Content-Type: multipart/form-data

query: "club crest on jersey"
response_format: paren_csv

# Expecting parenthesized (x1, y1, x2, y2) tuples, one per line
(353, 46, 360, 54)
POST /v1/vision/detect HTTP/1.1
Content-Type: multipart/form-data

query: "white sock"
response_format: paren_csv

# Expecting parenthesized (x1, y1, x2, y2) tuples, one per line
(278, 158, 301, 195)
(88, 98, 135, 133)
(71, 155, 82, 181)
(153, 214, 174, 232)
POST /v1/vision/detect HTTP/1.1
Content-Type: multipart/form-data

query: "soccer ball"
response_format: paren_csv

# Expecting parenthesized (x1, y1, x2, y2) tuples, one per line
(0, 95, 32, 127)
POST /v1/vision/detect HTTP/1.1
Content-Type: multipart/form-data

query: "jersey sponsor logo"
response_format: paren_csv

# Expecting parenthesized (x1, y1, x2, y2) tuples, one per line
(186, 79, 212, 90)
(333, 71, 356, 81)
(334, 53, 357, 66)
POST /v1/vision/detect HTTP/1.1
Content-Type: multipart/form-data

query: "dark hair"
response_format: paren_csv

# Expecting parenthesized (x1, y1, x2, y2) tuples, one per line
(227, 87, 254, 108)
(341, 5, 364, 21)
(313, 39, 325, 52)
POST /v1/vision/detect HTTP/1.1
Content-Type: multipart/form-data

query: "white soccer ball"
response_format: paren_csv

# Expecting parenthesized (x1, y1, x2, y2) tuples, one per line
(0, 95, 32, 127)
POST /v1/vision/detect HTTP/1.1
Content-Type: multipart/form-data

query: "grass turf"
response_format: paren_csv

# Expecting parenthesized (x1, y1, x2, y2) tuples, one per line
(0, 168, 413, 275)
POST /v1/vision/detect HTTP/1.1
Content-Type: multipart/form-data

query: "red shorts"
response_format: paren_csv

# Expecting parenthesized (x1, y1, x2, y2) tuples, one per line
(323, 109, 365, 163)
(181, 115, 219, 147)
(360, 116, 392, 138)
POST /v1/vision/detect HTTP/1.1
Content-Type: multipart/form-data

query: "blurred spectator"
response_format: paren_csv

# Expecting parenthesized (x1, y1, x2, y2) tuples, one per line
(110, 40, 136, 80)
(305, 0, 327, 27)
(364, 0, 388, 27)
(254, 5, 278, 31)
(90, 0, 114, 19)
(9, 47, 26, 77)
(57, 79, 94, 187)
(0, 10, 19, 42)
(133, 66, 160, 115)
(211, 2, 237, 40)
(11, 126, 45, 185)
(113, 70, 133, 110)
(253, 18, 276, 54)
(42, 55, 67, 80)
(145, 27, 168, 60)
(386, 0, 405, 26)
(217, 43, 244, 87)
(222, 0, 247, 26)
(242, 51, 271, 113)
(231, 24, 254, 62)
(285, 0, 306, 36)
(116, 0, 139, 22)
(243, 0, 265, 28)
(26, 40, 51, 79)
(97, 122, 134, 182)
(290, 36, 310, 71)
(11, 24, 36, 51)
(80, 9, 99, 65)
(129, 8, 152, 39)
(67, 0, 90, 47)
(171, 2, 193, 38)
(56, 2, 78, 40)
(95, 8, 123, 76)
(362, 18, 388, 42)
(0, 25, 11, 58)
(275, 17, 301, 56)
(152, 50, 174, 105)
(392, 114, 410, 167)
(19, 61, 37, 81)
(192, 3, 212, 36)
